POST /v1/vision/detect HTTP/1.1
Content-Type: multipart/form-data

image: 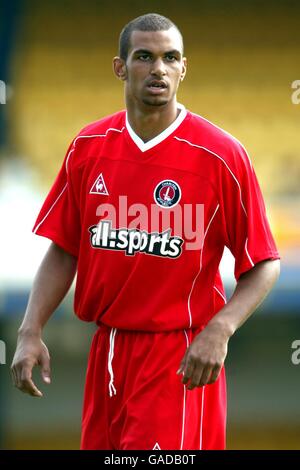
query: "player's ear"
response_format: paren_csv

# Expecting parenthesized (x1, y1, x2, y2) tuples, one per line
(180, 57, 187, 82)
(113, 57, 127, 81)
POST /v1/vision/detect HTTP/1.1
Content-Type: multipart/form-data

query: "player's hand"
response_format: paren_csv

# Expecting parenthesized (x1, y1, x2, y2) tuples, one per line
(11, 331, 51, 397)
(177, 322, 230, 390)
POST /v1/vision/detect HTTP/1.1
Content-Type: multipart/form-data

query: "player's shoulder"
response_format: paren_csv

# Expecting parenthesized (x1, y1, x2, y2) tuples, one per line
(76, 110, 126, 139)
(182, 111, 252, 169)
(66, 111, 125, 169)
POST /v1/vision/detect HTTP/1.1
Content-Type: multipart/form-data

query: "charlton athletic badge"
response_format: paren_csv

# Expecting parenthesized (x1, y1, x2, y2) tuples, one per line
(154, 180, 181, 208)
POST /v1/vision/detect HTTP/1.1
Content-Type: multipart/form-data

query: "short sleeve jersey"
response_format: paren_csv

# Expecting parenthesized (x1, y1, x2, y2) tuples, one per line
(33, 107, 280, 331)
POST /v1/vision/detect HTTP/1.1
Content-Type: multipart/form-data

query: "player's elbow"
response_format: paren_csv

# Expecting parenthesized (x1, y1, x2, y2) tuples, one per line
(262, 258, 281, 288)
(271, 258, 281, 282)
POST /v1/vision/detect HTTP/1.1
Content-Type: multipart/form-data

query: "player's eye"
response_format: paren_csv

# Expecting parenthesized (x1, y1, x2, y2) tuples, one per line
(138, 54, 151, 61)
(165, 55, 177, 62)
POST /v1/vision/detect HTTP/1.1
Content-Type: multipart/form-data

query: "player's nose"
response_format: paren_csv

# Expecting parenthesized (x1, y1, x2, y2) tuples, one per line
(150, 58, 167, 77)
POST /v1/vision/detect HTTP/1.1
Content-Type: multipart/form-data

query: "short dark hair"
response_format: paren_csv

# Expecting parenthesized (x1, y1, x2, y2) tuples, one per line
(119, 13, 183, 61)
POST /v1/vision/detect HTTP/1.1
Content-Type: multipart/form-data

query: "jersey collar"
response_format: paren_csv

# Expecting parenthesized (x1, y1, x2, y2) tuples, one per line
(125, 104, 187, 153)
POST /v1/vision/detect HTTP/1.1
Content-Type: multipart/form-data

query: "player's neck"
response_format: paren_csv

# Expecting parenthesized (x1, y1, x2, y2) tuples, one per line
(126, 101, 180, 143)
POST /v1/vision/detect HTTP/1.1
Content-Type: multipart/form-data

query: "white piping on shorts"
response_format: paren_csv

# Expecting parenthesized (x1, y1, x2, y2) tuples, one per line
(199, 386, 205, 450)
(181, 330, 205, 450)
(180, 330, 189, 449)
(108, 328, 117, 397)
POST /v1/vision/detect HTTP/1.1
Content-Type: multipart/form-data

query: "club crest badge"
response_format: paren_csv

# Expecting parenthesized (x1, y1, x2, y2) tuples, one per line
(154, 180, 181, 208)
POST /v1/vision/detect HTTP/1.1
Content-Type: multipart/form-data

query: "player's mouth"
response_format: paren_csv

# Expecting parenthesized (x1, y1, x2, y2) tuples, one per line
(146, 79, 168, 95)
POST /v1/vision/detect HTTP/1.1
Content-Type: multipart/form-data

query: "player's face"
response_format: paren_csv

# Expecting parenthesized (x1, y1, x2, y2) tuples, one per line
(114, 28, 186, 108)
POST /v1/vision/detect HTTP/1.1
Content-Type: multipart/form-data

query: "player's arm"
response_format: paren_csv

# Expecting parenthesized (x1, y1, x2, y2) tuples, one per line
(177, 258, 280, 390)
(11, 242, 77, 397)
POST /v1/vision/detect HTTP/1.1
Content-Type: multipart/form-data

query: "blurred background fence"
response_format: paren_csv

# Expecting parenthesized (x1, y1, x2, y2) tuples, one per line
(0, 0, 299, 449)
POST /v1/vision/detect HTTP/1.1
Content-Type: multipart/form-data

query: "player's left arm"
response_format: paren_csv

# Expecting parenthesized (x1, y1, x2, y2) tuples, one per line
(177, 258, 280, 390)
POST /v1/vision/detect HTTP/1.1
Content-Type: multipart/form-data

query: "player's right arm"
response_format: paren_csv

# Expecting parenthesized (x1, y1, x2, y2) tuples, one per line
(11, 242, 77, 397)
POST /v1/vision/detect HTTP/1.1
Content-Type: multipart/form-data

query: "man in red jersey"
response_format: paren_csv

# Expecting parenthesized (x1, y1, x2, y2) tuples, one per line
(11, 13, 280, 450)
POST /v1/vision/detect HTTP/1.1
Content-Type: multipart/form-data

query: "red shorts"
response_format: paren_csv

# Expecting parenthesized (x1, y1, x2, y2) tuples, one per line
(80, 324, 227, 450)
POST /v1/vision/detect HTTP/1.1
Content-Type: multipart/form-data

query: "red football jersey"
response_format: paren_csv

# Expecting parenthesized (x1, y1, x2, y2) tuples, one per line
(33, 106, 279, 331)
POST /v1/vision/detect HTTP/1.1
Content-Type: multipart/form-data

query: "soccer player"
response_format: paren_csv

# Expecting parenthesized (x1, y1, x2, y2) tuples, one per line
(11, 13, 280, 450)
